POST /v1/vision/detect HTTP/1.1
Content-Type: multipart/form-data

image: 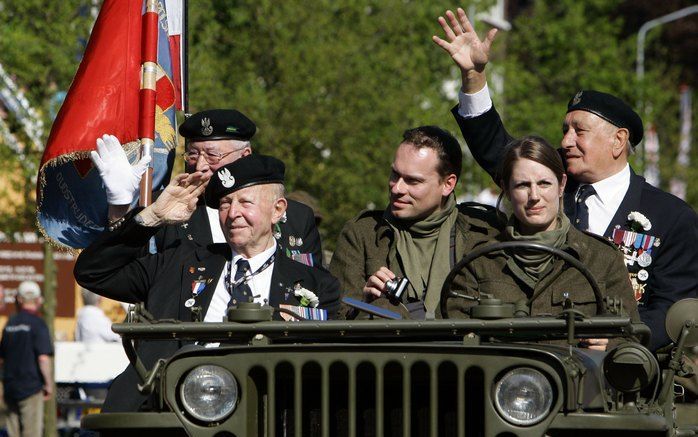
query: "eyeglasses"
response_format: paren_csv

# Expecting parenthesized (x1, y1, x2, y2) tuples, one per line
(181, 149, 237, 164)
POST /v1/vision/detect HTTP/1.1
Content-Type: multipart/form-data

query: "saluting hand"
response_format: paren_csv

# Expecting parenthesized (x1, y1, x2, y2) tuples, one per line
(137, 172, 210, 226)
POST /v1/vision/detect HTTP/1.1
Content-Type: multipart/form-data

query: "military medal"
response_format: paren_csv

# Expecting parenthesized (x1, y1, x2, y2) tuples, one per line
(637, 252, 652, 268)
(192, 279, 207, 296)
(296, 237, 303, 247)
(629, 274, 646, 301)
(184, 298, 196, 308)
(637, 269, 649, 282)
(289, 236, 296, 247)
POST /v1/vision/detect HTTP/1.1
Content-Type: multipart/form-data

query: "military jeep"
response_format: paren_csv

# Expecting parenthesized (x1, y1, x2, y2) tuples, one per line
(81, 243, 697, 436)
(78, 296, 696, 437)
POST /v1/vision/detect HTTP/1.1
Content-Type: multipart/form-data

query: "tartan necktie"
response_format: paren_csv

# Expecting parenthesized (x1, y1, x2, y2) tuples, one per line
(573, 184, 596, 231)
(228, 259, 252, 307)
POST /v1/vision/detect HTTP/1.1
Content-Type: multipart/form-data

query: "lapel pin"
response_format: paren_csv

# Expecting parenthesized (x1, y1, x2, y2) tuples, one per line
(637, 269, 649, 282)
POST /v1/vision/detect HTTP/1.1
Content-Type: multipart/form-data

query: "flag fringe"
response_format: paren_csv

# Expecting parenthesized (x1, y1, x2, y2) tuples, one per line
(35, 140, 141, 251)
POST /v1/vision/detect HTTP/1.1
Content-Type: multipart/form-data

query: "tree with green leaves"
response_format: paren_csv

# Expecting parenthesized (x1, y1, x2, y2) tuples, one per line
(187, 0, 495, 249)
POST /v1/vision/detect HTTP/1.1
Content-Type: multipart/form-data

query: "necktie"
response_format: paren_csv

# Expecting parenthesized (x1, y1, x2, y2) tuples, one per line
(228, 259, 252, 307)
(573, 184, 596, 231)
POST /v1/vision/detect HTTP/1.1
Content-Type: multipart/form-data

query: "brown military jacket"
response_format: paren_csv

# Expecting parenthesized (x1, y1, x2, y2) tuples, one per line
(329, 203, 501, 319)
(449, 226, 640, 322)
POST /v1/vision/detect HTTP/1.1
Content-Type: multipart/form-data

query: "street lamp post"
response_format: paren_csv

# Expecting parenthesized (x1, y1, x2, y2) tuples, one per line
(636, 5, 698, 102)
(635, 5, 698, 174)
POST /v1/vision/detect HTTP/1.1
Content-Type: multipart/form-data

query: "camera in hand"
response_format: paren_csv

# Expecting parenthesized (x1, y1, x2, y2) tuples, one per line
(385, 276, 409, 305)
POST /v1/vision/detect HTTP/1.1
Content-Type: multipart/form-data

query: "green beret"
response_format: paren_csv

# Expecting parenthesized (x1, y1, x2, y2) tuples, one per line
(567, 90, 644, 146)
(179, 109, 256, 141)
(205, 154, 285, 208)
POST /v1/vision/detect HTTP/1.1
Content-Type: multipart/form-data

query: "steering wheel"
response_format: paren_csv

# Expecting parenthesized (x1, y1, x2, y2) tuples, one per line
(439, 241, 605, 319)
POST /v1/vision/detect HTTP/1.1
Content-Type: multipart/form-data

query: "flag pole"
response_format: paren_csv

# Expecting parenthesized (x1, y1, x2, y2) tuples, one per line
(138, 0, 159, 207)
(183, 0, 189, 113)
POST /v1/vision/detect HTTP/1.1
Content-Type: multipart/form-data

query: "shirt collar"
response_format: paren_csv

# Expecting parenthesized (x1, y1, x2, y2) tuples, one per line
(590, 163, 630, 205)
(232, 240, 277, 271)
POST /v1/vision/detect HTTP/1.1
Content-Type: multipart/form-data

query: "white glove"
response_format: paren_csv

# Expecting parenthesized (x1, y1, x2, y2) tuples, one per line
(90, 134, 151, 205)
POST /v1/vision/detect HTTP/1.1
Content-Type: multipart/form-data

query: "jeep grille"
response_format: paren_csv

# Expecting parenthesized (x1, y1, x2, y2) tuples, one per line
(167, 345, 562, 437)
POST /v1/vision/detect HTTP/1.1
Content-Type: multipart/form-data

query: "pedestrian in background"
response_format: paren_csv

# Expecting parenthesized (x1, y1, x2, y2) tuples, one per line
(0, 281, 54, 437)
(75, 288, 120, 343)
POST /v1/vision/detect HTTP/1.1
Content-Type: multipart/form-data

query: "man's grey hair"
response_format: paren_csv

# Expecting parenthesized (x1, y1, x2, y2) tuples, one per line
(81, 288, 101, 306)
(231, 140, 252, 152)
(267, 183, 285, 201)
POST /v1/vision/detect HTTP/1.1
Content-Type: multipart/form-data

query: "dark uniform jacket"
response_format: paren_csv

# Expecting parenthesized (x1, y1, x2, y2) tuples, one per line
(155, 199, 323, 267)
(74, 209, 341, 412)
(453, 105, 698, 350)
(451, 226, 640, 322)
(329, 203, 500, 318)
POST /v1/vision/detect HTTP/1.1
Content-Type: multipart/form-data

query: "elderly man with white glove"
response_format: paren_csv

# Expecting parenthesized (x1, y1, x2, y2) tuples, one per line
(91, 109, 324, 267)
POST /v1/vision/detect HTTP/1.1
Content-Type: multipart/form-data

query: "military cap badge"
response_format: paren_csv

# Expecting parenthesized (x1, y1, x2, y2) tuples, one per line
(218, 168, 235, 188)
(201, 117, 213, 136)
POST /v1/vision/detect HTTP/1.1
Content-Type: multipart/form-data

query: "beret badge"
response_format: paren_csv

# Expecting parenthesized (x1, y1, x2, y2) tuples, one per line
(201, 117, 213, 136)
(572, 91, 583, 106)
(218, 168, 235, 188)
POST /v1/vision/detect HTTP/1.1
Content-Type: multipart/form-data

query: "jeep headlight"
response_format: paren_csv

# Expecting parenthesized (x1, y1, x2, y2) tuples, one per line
(494, 368, 553, 426)
(179, 365, 238, 422)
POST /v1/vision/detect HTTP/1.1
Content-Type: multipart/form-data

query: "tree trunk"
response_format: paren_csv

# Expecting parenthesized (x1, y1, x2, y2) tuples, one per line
(42, 242, 57, 437)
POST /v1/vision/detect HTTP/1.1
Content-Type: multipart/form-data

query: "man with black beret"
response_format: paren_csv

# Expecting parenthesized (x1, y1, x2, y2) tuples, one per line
(434, 8, 697, 351)
(91, 108, 323, 267)
(74, 155, 340, 412)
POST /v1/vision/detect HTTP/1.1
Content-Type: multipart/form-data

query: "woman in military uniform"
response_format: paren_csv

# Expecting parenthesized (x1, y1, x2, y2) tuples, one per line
(451, 137, 639, 346)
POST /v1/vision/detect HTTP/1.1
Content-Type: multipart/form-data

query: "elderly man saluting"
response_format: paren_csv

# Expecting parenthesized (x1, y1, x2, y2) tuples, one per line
(74, 154, 340, 412)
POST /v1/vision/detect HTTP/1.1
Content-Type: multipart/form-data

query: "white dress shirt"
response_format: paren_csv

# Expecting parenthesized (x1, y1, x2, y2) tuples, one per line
(457, 84, 493, 118)
(204, 241, 277, 322)
(206, 206, 226, 243)
(582, 164, 631, 236)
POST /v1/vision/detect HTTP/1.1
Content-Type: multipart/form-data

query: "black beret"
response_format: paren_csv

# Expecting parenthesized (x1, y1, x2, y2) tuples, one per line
(179, 109, 256, 141)
(567, 90, 643, 146)
(205, 154, 285, 208)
